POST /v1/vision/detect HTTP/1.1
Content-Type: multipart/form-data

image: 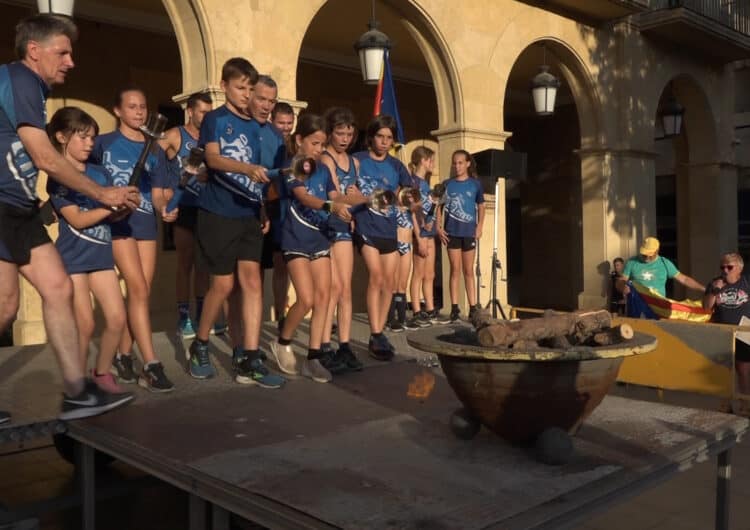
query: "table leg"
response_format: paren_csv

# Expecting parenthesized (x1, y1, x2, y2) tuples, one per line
(716, 448, 731, 530)
(76, 443, 95, 530)
(189, 494, 207, 530)
(211, 504, 229, 530)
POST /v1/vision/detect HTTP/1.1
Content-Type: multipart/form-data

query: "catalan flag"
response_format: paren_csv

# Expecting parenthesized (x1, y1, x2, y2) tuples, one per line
(626, 281, 712, 322)
(372, 50, 405, 144)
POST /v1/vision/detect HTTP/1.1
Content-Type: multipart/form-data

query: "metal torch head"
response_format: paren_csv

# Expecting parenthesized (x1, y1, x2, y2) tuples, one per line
(398, 187, 421, 209)
(369, 189, 397, 212)
(139, 113, 169, 140)
(290, 156, 316, 181)
(430, 182, 446, 201)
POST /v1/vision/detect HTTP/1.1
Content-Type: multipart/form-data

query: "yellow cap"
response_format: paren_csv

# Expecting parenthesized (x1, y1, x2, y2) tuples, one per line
(639, 237, 660, 256)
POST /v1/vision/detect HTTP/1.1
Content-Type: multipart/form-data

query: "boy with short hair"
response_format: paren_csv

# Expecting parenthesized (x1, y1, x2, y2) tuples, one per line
(188, 58, 284, 388)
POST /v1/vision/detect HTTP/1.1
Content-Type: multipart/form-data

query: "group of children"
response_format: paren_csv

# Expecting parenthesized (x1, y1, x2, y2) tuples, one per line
(46, 56, 487, 393)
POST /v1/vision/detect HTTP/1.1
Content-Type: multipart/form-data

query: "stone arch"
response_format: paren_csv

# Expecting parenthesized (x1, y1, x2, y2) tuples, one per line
(161, 0, 213, 95)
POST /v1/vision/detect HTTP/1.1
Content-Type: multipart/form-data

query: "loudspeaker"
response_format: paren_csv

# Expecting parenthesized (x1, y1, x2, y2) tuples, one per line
(472, 149, 527, 188)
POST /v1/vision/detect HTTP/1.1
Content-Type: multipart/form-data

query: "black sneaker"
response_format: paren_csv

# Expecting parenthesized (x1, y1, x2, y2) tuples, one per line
(60, 380, 134, 421)
(449, 307, 461, 322)
(188, 340, 216, 379)
(429, 310, 451, 325)
(139, 362, 174, 393)
(368, 334, 394, 362)
(415, 311, 432, 328)
(387, 319, 404, 333)
(319, 347, 347, 375)
(0, 410, 10, 425)
(338, 348, 364, 372)
(468, 304, 482, 321)
(111, 353, 136, 384)
(403, 316, 421, 330)
(235, 355, 285, 388)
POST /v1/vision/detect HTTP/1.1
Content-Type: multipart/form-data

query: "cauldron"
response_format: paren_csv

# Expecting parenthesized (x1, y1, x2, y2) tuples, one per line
(407, 325, 657, 444)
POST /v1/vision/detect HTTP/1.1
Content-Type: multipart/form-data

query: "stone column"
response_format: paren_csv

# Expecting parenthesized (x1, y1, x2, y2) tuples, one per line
(432, 126, 512, 313)
(577, 148, 657, 309)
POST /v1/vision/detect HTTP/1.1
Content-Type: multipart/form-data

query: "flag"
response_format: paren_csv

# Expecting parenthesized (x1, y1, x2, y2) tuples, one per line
(625, 281, 712, 322)
(373, 50, 405, 144)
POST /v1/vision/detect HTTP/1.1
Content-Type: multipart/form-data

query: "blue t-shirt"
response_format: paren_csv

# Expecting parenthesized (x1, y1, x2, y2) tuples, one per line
(281, 164, 334, 254)
(322, 151, 357, 236)
(0, 62, 50, 209)
(90, 130, 170, 241)
(352, 152, 411, 240)
(415, 176, 436, 237)
(443, 177, 484, 238)
(48, 163, 114, 274)
(252, 121, 286, 242)
(198, 105, 265, 218)
(175, 126, 203, 208)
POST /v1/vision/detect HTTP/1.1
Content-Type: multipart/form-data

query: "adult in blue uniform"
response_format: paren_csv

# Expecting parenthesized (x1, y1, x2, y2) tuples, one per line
(437, 149, 485, 322)
(0, 15, 136, 423)
(269, 113, 351, 383)
(349, 115, 411, 361)
(159, 91, 214, 339)
(90, 87, 176, 393)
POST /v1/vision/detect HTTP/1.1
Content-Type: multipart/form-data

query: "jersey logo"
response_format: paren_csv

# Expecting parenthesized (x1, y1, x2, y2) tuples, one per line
(718, 288, 749, 309)
(7, 140, 38, 201)
(216, 134, 261, 201)
(640, 271, 654, 281)
(101, 151, 153, 214)
(445, 192, 474, 223)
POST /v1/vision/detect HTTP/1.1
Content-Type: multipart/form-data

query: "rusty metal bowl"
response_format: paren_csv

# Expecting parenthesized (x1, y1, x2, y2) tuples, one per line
(407, 325, 657, 444)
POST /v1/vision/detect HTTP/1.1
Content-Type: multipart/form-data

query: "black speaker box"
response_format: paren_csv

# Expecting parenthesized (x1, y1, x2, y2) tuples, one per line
(472, 149, 527, 191)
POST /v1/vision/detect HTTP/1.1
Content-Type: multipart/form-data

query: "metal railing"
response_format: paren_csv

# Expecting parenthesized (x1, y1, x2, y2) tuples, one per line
(652, 0, 750, 35)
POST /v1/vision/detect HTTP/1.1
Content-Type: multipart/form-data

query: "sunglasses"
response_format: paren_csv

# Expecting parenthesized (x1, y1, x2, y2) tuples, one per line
(720, 265, 735, 271)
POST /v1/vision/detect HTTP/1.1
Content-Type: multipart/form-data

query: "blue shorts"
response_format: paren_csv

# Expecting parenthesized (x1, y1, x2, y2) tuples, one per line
(111, 210, 157, 241)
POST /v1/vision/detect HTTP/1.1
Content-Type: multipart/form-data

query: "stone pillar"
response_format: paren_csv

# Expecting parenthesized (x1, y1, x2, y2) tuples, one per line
(577, 148, 657, 309)
(432, 126, 512, 313)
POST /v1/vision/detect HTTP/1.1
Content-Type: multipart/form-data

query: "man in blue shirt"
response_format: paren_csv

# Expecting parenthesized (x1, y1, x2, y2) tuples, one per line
(0, 15, 138, 423)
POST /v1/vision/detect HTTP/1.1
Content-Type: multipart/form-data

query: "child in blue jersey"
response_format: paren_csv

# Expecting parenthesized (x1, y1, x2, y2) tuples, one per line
(187, 58, 284, 389)
(437, 150, 485, 322)
(406, 146, 440, 328)
(91, 87, 176, 393)
(270, 114, 351, 383)
(318, 107, 363, 374)
(158, 91, 218, 340)
(349, 115, 411, 361)
(46, 107, 130, 395)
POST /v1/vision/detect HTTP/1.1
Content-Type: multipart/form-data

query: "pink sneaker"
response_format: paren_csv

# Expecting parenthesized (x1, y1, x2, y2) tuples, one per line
(91, 370, 125, 394)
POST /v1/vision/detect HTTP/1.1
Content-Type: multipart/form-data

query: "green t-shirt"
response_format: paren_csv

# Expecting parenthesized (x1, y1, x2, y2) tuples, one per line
(623, 255, 679, 297)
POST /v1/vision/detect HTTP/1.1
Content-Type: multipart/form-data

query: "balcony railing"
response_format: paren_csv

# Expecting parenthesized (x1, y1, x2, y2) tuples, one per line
(651, 0, 750, 35)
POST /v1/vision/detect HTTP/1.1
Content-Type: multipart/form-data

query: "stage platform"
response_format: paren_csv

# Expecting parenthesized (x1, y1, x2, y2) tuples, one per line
(1, 316, 748, 530)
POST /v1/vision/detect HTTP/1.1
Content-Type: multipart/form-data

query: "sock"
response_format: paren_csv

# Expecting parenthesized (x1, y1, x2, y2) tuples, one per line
(396, 293, 407, 323)
(245, 349, 260, 361)
(178, 302, 190, 321)
(117, 351, 131, 359)
(145, 360, 160, 368)
(321, 342, 332, 352)
(339, 342, 351, 353)
(452, 304, 459, 313)
(308, 348, 321, 360)
(279, 337, 292, 346)
(195, 296, 205, 322)
(387, 294, 397, 323)
(372, 332, 383, 339)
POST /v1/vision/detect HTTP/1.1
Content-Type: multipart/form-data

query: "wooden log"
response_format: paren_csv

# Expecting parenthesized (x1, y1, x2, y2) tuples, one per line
(592, 324, 634, 346)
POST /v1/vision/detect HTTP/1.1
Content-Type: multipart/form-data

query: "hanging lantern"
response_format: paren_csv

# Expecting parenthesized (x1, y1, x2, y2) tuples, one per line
(353, 1, 392, 85)
(37, 0, 74, 16)
(660, 93, 684, 138)
(531, 65, 561, 116)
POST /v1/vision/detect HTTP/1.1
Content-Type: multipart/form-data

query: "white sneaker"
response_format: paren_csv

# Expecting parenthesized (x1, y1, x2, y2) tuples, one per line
(270, 340, 299, 375)
(301, 359, 332, 383)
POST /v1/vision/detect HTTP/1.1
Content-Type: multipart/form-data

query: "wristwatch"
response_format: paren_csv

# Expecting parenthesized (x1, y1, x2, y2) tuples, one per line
(322, 200, 332, 213)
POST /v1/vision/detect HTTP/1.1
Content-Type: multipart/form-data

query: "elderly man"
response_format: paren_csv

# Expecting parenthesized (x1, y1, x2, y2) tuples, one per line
(618, 237, 704, 298)
(703, 252, 750, 394)
(0, 15, 139, 423)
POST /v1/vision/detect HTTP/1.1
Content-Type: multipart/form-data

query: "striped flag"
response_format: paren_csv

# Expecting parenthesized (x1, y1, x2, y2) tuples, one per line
(626, 281, 712, 322)
(372, 50, 405, 144)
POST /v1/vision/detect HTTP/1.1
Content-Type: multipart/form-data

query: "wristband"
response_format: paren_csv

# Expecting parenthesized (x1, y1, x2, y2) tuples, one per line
(322, 200, 332, 213)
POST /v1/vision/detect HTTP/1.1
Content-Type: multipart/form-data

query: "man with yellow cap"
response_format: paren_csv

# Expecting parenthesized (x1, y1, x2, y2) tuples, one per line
(618, 236, 704, 298)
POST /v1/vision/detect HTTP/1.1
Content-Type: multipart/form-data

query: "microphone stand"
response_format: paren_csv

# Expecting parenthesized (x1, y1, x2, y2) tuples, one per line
(488, 177, 507, 320)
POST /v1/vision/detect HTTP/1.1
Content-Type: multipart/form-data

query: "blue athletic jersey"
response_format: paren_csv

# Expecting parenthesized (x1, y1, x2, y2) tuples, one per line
(281, 164, 334, 254)
(253, 120, 286, 243)
(175, 126, 202, 208)
(198, 105, 265, 218)
(90, 130, 170, 240)
(443, 177, 484, 237)
(47, 163, 114, 274)
(0, 62, 49, 209)
(416, 176, 436, 237)
(322, 151, 357, 237)
(352, 152, 411, 240)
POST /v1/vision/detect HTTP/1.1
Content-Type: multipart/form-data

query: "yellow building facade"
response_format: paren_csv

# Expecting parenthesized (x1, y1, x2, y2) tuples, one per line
(4, 0, 749, 344)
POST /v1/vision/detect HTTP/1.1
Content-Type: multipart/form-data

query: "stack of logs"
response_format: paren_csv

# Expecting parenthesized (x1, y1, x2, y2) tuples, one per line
(471, 308, 634, 349)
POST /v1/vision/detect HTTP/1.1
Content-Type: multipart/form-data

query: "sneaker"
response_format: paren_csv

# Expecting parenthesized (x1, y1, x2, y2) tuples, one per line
(111, 353, 137, 384)
(368, 334, 394, 362)
(210, 322, 228, 336)
(403, 316, 421, 330)
(139, 362, 175, 393)
(0, 410, 10, 425)
(235, 355, 285, 388)
(387, 319, 404, 333)
(188, 341, 216, 379)
(449, 307, 461, 322)
(428, 310, 451, 325)
(319, 348, 347, 375)
(270, 340, 299, 375)
(178, 317, 196, 340)
(382, 334, 396, 353)
(60, 379, 134, 421)
(338, 348, 364, 372)
(416, 311, 432, 328)
(468, 304, 482, 321)
(233, 346, 267, 366)
(91, 370, 124, 394)
(301, 358, 332, 383)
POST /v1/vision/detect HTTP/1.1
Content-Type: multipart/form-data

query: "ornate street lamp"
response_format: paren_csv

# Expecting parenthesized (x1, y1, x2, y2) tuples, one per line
(37, 0, 74, 15)
(660, 84, 684, 138)
(353, 0, 391, 85)
(531, 46, 561, 116)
